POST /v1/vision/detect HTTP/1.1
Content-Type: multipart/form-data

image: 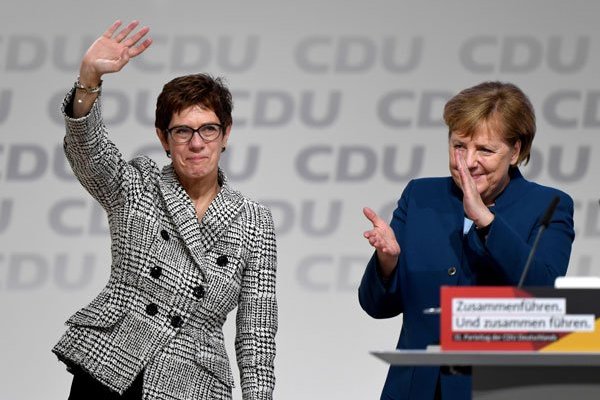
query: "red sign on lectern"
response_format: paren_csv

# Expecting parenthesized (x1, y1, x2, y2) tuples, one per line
(440, 286, 600, 351)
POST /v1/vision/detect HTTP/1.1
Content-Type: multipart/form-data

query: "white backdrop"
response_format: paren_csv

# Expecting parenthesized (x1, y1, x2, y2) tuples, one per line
(1, 1, 599, 399)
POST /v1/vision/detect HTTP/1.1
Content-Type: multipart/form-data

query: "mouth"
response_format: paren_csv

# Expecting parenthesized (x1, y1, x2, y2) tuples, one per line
(187, 155, 208, 162)
(470, 175, 486, 185)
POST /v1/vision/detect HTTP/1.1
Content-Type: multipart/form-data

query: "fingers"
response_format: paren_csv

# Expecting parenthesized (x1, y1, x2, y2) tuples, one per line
(103, 20, 149, 46)
(363, 207, 383, 227)
(103, 20, 122, 38)
(454, 148, 488, 220)
(114, 20, 140, 43)
(99, 19, 152, 63)
(454, 148, 474, 193)
(364, 231, 383, 247)
(364, 227, 400, 256)
(122, 25, 150, 47)
(128, 37, 153, 57)
(454, 148, 467, 180)
(363, 206, 375, 221)
(362, 206, 399, 255)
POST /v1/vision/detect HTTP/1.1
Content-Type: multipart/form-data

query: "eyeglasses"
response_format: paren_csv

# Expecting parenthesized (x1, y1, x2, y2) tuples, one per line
(166, 124, 224, 144)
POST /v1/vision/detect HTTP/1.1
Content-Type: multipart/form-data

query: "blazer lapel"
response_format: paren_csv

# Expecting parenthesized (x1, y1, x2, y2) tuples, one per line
(198, 183, 245, 251)
(157, 165, 245, 272)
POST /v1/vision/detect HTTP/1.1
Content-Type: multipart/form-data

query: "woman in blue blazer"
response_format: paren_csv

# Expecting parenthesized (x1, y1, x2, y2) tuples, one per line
(358, 81, 575, 400)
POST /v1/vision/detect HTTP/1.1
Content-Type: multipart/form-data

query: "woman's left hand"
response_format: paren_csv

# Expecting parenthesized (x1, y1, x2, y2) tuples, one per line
(454, 148, 494, 228)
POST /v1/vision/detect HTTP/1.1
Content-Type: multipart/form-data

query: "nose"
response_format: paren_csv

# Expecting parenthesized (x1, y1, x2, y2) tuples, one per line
(464, 149, 478, 168)
(188, 131, 205, 148)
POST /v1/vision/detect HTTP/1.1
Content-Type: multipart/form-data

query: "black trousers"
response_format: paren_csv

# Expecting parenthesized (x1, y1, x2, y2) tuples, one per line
(67, 369, 143, 400)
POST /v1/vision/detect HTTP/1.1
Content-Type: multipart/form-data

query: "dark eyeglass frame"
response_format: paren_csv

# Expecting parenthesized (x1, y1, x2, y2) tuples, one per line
(165, 123, 224, 144)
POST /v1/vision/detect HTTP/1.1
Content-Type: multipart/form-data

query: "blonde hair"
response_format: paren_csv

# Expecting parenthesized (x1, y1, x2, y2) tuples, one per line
(443, 81, 535, 166)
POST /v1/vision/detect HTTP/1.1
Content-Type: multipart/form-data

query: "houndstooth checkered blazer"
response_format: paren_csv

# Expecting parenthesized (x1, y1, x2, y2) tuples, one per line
(52, 90, 278, 400)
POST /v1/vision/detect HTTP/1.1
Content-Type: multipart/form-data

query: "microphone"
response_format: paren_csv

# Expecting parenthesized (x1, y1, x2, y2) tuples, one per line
(517, 196, 560, 288)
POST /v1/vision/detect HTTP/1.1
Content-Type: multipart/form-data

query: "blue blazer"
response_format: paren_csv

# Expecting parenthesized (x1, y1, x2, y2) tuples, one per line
(358, 169, 574, 400)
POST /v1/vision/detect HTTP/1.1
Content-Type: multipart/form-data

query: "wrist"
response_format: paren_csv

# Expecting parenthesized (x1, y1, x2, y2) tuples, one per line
(74, 76, 102, 94)
(78, 63, 102, 86)
(474, 209, 494, 229)
(475, 218, 493, 230)
(377, 252, 399, 278)
(475, 219, 492, 242)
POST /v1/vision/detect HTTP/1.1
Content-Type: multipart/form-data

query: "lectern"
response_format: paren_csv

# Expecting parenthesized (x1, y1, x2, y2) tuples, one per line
(372, 286, 600, 399)
(372, 348, 600, 399)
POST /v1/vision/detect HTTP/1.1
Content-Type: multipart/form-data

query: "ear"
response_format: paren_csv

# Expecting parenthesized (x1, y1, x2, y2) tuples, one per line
(156, 128, 170, 154)
(510, 139, 522, 166)
(222, 124, 232, 149)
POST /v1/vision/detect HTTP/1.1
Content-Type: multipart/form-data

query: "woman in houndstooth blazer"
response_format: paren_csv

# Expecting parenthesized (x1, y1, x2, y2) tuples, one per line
(52, 20, 278, 400)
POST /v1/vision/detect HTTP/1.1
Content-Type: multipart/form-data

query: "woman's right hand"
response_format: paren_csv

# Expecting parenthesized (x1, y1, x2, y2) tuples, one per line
(79, 20, 152, 87)
(363, 207, 401, 279)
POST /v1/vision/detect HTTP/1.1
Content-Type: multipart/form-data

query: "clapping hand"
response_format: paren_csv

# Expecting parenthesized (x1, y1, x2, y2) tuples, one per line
(453, 148, 494, 228)
(363, 207, 400, 278)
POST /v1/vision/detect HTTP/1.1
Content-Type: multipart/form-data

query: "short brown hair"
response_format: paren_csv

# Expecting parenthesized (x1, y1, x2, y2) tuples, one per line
(155, 73, 233, 134)
(443, 81, 535, 166)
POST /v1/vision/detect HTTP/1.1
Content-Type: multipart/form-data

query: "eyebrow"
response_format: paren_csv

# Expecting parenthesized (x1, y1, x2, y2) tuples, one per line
(170, 122, 221, 128)
(450, 138, 500, 150)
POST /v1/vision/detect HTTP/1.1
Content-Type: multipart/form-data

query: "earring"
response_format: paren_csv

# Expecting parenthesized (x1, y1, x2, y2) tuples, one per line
(221, 146, 226, 153)
(166, 150, 171, 158)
